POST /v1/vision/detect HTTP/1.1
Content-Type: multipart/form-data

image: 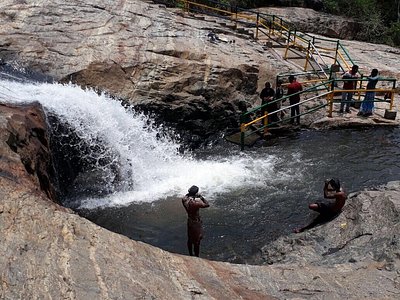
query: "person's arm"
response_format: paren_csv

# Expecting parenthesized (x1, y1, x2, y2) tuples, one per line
(267, 90, 275, 102)
(323, 182, 336, 199)
(192, 194, 209, 208)
(199, 195, 209, 207)
(260, 89, 266, 100)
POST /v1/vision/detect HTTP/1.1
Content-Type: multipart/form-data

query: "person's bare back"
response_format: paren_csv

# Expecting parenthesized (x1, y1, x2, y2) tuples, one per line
(182, 185, 209, 256)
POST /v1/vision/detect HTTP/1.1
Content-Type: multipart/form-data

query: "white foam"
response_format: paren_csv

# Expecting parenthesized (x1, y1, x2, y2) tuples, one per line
(0, 79, 287, 208)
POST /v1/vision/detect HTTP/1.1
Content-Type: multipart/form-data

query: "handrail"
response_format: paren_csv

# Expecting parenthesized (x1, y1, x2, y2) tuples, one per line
(335, 41, 362, 75)
(179, 0, 356, 78)
(307, 42, 329, 78)
(242, 79, 335, 119)
(171, 1, 397, 149)
(240, 91, 331, 150)
(240, 77, 397, 149)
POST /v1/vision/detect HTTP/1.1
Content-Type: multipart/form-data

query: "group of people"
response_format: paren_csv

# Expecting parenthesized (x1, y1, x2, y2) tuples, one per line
(180, 66, 382, 258)
(259, 75, 303, 126)
(182, 178, 347, 257)
(258, 65, 381, 126)
(339, 64, 380, 116)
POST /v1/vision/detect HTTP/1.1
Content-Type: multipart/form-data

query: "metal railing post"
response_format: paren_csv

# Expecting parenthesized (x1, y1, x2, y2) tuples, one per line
(390, 80, 396, 110)
(263, 113, 268, 135)
(256, 13, 259, 40)
(269, 19, 272, 35)
(240, 123, 245, 151)
(334, 40, 339, 65)
(304, 41, 310, 71)
(293, 29, 297, 44)
(234, 5, 238, 30)
(390, 92, 395, 111)
(272, 15, 275, 35)
(328, 80, 335, 117)
(284, 30, 291, 59)
(357, 77, 363, 102)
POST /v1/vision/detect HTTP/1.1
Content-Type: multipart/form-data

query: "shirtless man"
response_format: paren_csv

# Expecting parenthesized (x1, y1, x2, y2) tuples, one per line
(182, 185, 210, 257)
(294, 178, 347, 233)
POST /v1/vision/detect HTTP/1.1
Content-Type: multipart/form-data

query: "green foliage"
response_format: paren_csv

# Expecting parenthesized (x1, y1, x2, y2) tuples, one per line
(385, 21, 400, 46)
(323, 0, 340, 14)
(322, 0, 400, 46)
(352, 0, 377, 18)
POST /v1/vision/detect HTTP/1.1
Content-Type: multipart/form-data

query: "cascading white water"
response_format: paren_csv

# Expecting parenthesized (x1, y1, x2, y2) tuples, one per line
(0, 78, 286, 208)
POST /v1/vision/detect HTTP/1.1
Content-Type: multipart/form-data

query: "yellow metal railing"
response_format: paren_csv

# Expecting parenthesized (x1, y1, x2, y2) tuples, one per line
(174, 1, 397, 149)
(240, 77, 397, 150)
(180, 0, 356, 77)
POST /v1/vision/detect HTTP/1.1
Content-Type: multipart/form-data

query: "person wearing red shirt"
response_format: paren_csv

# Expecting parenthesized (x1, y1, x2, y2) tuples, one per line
(287, 75, 303, 125)
(340, 65, 359, 113)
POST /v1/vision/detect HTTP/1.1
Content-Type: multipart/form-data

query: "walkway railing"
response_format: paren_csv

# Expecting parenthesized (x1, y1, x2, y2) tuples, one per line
(153, 1, 397, 149)
(177, 1, 356, 77)
(239, 77, 397, 149)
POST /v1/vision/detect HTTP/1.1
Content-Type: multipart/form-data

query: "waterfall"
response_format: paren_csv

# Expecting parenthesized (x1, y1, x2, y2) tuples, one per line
(0, 78, 281, 208)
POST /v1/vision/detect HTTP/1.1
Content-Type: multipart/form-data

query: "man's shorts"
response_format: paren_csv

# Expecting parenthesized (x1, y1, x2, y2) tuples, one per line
(316, 201, 337, 217)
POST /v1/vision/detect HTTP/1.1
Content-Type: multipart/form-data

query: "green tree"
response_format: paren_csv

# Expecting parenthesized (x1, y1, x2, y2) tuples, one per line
(386, 21, 400, 45)
(322, 0, 400, 46)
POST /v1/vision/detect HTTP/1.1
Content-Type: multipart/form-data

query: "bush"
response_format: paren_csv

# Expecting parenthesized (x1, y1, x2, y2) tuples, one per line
(385, 21, 400, 46)
(322, 0, 400, 46)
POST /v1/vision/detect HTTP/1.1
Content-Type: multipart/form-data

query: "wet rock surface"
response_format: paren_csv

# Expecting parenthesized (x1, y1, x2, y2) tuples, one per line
(0, 102, 58, 202)
(258, 183, 400, 267)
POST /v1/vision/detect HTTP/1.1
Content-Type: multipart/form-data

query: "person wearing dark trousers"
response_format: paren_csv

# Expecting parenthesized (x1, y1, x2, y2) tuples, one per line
(340, 65, 359, 113)
(182, 185, 209, 257)
(260, 81, 278, 124)
(275, 80, 285, 119)
(287, 75, 303, 125)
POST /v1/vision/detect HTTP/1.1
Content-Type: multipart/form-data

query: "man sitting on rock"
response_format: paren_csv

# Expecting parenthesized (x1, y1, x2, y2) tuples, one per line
(294, 178, 347, 233)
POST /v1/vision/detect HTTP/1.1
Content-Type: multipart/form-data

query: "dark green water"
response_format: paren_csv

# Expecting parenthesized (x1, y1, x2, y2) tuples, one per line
(79, 127, 400, 264)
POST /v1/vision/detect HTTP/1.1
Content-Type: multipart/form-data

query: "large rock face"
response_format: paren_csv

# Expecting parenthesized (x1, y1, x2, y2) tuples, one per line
(259, 184, 400, 267)
(0, 102, 57, 201)
(0, 0, 293, 143)
(258, 6, 362, 40)
(1, 102, 400, 300)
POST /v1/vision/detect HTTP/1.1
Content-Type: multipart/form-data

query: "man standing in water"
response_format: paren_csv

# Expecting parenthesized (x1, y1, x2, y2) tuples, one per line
(294, 178, 347, 233)
(182, 185, 209, 257)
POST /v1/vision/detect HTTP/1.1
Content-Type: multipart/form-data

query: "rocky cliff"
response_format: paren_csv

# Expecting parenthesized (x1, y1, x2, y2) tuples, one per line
(0, 0, 289, 144)
(1, 0, 399, 145)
